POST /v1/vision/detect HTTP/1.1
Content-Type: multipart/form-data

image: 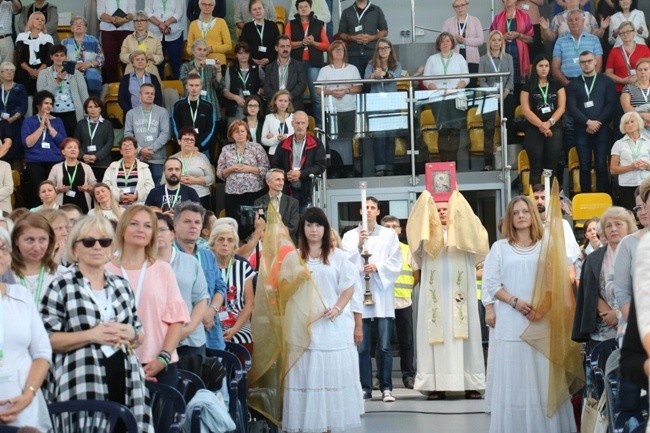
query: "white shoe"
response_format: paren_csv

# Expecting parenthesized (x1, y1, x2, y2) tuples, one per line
(382, 390, 395, 402)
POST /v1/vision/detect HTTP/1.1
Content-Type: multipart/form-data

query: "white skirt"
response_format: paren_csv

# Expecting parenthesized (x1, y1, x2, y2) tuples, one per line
(282, 344, 363, 433)
(489, 339, 577, 433)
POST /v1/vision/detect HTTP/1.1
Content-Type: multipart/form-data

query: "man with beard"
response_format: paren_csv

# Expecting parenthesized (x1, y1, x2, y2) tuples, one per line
(263, 35, 307, 110)
(145, 157, 200, 213)
(531, 183, 581, 267)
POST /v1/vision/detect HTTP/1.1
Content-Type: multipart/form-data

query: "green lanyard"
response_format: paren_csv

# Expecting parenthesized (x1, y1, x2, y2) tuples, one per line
(538, 83, 550, 105)
(1, 86, 11, 110)
(223, 257, 233, 286)
(441, 54, 452, 75)
(572, 34, 582, 55)
(188, 99, 198, 127)
(628, 137, 643, 160)
(122, 159, 136, 185)
(165, 186, 181, 208)
(582, 74, 597, 101)
(140, 107, 152, 130)
(73, 40, 82, 61)
(255, 21, 265, 43)
(21, 267, 46, 306)
(506, 18, 514, 32)
(87, 119, 99, 145)
(237, 70, 249, 87)
(161, 0, 168, 14)
(180, 152, 193, 175)
(65, 162, 79, 188)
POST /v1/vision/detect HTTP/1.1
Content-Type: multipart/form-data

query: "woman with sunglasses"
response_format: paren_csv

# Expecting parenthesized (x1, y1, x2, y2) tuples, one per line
(40, 215, 153, 431)
(11, 213, 64, 306)
(106, 205, 190, 387)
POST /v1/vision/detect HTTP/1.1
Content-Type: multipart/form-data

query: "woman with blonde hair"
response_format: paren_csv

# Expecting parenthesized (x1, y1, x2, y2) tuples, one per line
(483, 195, 578, 432)
(40, 215, 153, 431)
(261, 90, 295, 157)
(38, 208, 70, 265)
(105, 205, 190, 386)
(574, 206, 636, 342)
(11, 212, 63, 305)
(610, 111, 650, 209)
(186, 0, 232, 65)
(90, 182, 123, 222)
(15, 11, 54, 95)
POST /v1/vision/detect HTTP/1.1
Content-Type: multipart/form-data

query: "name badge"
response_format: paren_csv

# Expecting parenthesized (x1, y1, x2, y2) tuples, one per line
(458, 44, 466, 49)
(0, 113, 8, 120)
(354, 25, 363, 32)
(42, 141, 50, 149)
(200, 90, 207, 96)
(87, 145, 97, 152)
(631, 70, 637, 76)
(194, 128, 199, 134)
(258, 46, 267, 53)
(60, 94, 69, 101)
(541, 106, 551, 114)
(66, 190, 77, 198)
(573, 57, 579, 64)
(242, 90, 251, 96)
(522, 3, 530, 10)
(145, 135, 154, 142)
(584, 100, 594, 108)
(122, 187, 133, 194)
(218, 311, 229, 321)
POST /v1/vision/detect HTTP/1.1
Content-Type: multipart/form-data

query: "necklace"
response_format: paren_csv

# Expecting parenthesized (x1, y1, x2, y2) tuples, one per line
(511, 240, 535, 250)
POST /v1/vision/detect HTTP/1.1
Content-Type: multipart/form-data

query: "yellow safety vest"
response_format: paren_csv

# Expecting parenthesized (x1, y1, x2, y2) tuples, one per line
(395, 243, 414, 299)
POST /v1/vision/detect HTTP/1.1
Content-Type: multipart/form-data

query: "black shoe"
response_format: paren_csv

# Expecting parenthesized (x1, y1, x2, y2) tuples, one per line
(404, 377, 415, 389)
(363, 391, 372, 401)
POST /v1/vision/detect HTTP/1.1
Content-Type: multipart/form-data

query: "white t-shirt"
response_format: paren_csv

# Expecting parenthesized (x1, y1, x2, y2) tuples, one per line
(316, 64, 361, 113)
(611, 133, 650, 186)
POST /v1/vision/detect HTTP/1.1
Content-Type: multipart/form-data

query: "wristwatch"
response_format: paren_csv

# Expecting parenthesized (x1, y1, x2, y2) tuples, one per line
(549, 118, 556, 126)
(212, 305, 220, 313)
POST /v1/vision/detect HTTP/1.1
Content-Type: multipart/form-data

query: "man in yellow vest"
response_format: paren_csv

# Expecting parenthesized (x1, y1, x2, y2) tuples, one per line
(381, 215, 418, 389)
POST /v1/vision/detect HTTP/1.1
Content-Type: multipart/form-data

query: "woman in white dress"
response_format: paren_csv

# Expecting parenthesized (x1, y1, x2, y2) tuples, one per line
(282, 207, 363, 433)
(482, 196, 577, 433)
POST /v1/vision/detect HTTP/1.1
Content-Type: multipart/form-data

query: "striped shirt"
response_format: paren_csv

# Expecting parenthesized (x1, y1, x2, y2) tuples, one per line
(115, 160, 140, 202)
(622, 83, 650, 108)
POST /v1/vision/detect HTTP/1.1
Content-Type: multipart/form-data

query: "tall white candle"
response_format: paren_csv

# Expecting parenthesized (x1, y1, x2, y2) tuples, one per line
(543, 170, 550, 214)
(360, 181, 368, 231)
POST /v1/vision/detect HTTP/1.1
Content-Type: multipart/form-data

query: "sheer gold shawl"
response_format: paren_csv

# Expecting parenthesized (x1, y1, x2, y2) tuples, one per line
(248, 207, 325, 426)
(521, 181, 585, 416)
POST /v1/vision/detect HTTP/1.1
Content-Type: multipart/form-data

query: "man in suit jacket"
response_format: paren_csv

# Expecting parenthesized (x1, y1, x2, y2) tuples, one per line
(254, 168, 300, 240)
(263, 35, 307, 110)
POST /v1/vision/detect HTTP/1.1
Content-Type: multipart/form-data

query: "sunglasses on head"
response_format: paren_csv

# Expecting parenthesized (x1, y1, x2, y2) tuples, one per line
(76, 237, 113, 248)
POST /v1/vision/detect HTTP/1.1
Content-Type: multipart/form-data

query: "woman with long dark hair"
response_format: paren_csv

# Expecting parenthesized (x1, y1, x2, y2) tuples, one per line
(282, 207, 362, 432)
(520, 54, 566, 185)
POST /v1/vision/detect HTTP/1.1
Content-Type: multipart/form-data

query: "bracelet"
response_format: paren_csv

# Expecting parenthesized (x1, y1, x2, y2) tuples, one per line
(511, 297, 518, 309)
(157, 355, 169, 368)
(130, 325, 139, 343)
(158, 350, 172, 365)
(334, 305, 342, 313)
(25, 385, 37, 396)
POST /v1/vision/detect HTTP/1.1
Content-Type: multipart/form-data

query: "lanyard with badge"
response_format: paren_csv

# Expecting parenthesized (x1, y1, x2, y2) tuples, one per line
(73, 40, 82, 62)
(255, 21, 266, 46)
(641, 86, 650, 103)
(20, 266, 46, 305)
(621, 46, 635, 75)
(121, 159, 136, 193)
(0, 86, 10, 120)
(571, 34, 583, 64)
(354, 1, 371, 32)
(582, 74, 597, 107)
(238, 69, 251, 96)
(538, 83, 552, 114)
(65, 162, 80, 198)
(81, 279, 118, 357)
(457, 17, 468, 50)
(164, 185, 181, 209)
(37, 115, 51, 149)
(489, 55, 502, 73)
(86, 118, 99, 152)
(120, 261, 148, 308)
(188, 99, 198, 127)
(627, 136, 643, 160)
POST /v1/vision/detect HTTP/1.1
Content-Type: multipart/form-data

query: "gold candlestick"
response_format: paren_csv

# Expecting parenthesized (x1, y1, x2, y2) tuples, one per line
(361, 250, 374, 305)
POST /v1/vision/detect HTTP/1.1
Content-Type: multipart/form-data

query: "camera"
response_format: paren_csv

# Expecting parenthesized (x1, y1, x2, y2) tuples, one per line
(239, 205, 265, 227)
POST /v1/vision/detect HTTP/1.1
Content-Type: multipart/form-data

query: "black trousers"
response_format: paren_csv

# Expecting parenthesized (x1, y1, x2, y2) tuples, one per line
(394, 305, 415, 381)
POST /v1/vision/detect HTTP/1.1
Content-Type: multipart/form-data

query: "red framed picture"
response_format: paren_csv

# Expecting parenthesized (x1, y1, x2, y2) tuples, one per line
(425, 162, 457, 202)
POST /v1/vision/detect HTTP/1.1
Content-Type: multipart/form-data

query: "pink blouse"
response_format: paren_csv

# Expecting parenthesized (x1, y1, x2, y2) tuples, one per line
(105, 260, 190, 364)
(442, 15, 485, 65)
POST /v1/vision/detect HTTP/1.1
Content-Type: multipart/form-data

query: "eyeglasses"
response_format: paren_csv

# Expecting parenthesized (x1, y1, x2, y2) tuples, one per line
(0, 244, 10, 255)
(453, 3, 468, 8)
(247, 104, 260, 108)
(579, 59, 594, 64)
(121, 143, 135, 149)
(633, 205, 645, 213)
(134, 19, 147, 22)
(181, 137, 196, 142)
(619, 30, 634, 36)
(378, 46, 391, 51)
(76, 237, 113, 248)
